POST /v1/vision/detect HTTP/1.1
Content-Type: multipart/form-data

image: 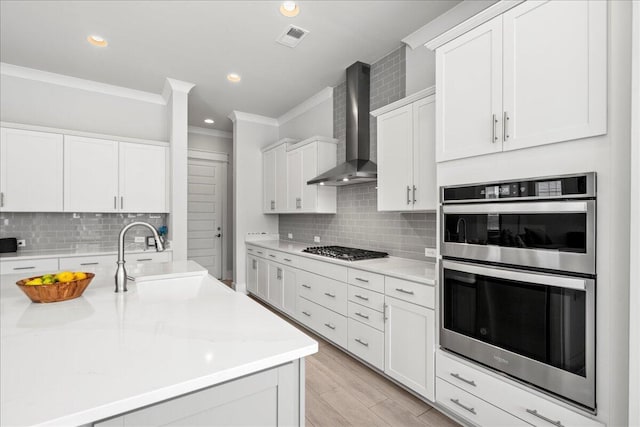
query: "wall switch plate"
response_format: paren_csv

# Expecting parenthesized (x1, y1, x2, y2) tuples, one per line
(17, 239, 26, 247)
(288, 233, 293, 239)
(146, 236, 157, 247)
(134, 236, 145, 243)
(425, 248, 437, 257)
(72, 213, 81, 219)
(314, 236, 321, 243)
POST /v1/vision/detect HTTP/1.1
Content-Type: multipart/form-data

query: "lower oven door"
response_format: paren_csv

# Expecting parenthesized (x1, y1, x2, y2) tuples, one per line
(440, 260, 595, 410)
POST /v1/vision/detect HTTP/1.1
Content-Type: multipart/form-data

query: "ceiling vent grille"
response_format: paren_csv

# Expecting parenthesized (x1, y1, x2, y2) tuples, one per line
(276, 25, 309, 48)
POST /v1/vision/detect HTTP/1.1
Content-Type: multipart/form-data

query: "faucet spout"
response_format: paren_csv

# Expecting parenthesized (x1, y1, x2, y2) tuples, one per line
(115, 222, 165, 293)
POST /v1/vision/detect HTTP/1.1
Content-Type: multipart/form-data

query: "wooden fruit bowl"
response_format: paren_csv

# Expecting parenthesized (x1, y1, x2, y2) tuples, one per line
(15, 273, 95, 303)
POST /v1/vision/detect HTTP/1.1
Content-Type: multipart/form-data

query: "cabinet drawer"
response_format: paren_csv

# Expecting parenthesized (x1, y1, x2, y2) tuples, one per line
(299, 257, 347, 282)
(436, 352, 604, 427)
(348, 318, 384, 370)
(384, 277, 434, 308)
(1, 258, 59, 275)
(59, 254, 116, 271)
(348, 285, 384, 312)
(348, 301, 384, 332)
(297, 296, 347, 348)
(347, 268, 384, 293)
(297, 270, 347, 315)
(437, 378, 529, 427)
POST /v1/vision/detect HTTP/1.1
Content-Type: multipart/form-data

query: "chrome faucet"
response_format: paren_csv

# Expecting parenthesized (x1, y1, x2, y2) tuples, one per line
(115, 222, 165, 293)
(455, 218, 468, 243)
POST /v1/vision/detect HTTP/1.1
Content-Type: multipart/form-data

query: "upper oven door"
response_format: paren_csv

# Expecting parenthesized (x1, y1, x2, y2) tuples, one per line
(441, 200, 595, 274)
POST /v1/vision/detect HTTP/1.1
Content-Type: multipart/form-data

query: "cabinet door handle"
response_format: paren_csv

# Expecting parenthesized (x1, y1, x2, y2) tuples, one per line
(492, 114, 498, 143)
(355, 338, 369, 347)
(395, 288, 414, 295)
(13, 266, 35, 270)
(302, 311, 311, 317)
(503, 111, 510, 141)
(114, 196, 117, 209)
(271, 200, 275, 210)
(384, 303, 388, 321)
(413, 185, 417, 204)
(80, 262, 99, 266)
(354, 294, 369, 301)
(120, 196, 124, 209)
(252, 259, 257, 269)
(1, 191, 4, 207)
(355, 312, 369, 320)
(407, 185, 411, 205)
(136, 258, 152, 262)
(450, 398, 476, 415)
(355, 277, 369, 283)
(450, 373, 476, 387)
(324, 323, 336, 330)
(324, 292, 336, 298)
(301, 284, 311, 289)
(276, 268, 282, 280)
(526, 409, 564, 427)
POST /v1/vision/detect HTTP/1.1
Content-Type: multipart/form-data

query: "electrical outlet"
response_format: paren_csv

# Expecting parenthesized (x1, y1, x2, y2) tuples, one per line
(134, 236, 145, 243)
(425, 248, 437, 257)
(17, 239, 26, 247)
(288, 233, 293, 239)
(313, 236, 321, 243)
(146, 236, 157, 247)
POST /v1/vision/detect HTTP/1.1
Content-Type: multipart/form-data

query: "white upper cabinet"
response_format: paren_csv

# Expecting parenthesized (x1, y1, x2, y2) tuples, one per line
(263, 141, 288, 214)
(0, 128, 64, 212)
(374, 90, 437, 211)
(435, 0, 606, 162)
(119, 142, 167, 213)
(64, 136, 119, 212)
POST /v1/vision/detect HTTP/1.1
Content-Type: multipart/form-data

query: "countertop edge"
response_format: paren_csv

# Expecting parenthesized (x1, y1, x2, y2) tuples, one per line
(0, 248, 173, 261)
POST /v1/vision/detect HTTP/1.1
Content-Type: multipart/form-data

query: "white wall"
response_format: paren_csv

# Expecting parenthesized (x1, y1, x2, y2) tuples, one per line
(405, 45, 436, 95)
(0, 72, 168, 141)
(229, 113, 279, 292)
(436, 2, 632, 424)
(278, 87, 333, 141)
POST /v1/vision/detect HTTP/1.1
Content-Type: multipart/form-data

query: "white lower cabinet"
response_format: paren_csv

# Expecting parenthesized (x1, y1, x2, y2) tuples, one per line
(384, 296, 435, 401)
(348, 318, 384, 370)
(256, 258, 269, 300)
(267, 263, 283, 310)
(246, 255, 258, 294)
(0, 258, 59, 276)
(296, 295, 348, 349)
(281, 267, 296, 317)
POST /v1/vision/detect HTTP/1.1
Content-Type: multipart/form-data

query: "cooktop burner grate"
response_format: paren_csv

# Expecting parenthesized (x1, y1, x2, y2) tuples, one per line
(302, 245, 388, 261)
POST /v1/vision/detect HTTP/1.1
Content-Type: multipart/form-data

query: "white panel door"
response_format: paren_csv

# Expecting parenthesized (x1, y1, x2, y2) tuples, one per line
(246, 255, 258, 294)
(412, 96, 437, 211)
(257, 258, 269, 300)
(300, 143, 318, 212)
(187, 158, 224, 278)
(119, 142, 167, 213)
(64, 135, 119, 212)
(0, 128, 64, 212)
(263, 148, 276, 212)
(377, 104, 414, 211)
(502, 0, 607, 151)
(436, 16, 503, 162)
(274, 144, 287, 212)
(385, 296, 435, 400)
(281, 267, 296, 317)
(268, 263, 283, 310)
(286, 149, 302, 211)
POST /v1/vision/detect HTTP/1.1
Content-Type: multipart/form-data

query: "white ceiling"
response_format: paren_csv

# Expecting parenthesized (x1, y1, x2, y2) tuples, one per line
(0, 1, 460, 132)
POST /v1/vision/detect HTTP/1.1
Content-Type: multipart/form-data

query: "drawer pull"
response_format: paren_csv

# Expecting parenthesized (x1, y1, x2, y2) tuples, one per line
(136, 258, 152, 262)
(355, 277, 369, 283)
(355, 338, 369, 347)
(324, 323, 336, 330)
(355, 312, 369, 320)
(526, 409, 564, 427)
(450, 398, 476, 415)
(395, 288, 415, 295)
(450, 372, 476, 387)
(257, 251, 264, 255)
(284, 258, 292, 262)
(269, 254, 276, 258)
(324, 292, 336, 298)
(354, 294, 369, 301)
(80, 262, 99, 266)
(248, 248, 254, 252)
(302, 311, 311, 317)
(13, 266, 35, 270)
(301, 284, 311, 289)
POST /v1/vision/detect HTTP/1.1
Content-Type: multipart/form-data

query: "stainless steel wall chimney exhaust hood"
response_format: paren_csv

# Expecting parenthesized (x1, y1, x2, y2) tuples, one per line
(307, 62, 376, 186)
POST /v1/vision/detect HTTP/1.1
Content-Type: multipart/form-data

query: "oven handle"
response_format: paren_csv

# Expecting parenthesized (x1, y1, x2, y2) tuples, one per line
(442, 260, 588, 291)
(442, 201, 589, 215)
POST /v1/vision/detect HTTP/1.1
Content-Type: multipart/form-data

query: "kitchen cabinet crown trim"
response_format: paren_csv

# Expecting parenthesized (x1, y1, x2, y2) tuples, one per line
(0, 121, 169, 147)
(228, 111, 279, 127)
(424, 0, 524, 51)
(287, 135, 338, 151)
(370, 87, 436, 117)
(261, 138, 299, 153)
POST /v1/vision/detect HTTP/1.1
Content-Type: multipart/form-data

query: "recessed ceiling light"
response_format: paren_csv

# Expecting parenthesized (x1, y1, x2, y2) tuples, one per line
(204, 119, 214, 124)
(226, 73, 241, 83)
(280, 1, 300, 17)
(87, 35, 108, 47)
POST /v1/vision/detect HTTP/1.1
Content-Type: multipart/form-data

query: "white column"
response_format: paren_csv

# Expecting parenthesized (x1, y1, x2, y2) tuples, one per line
(165, 78, 195, 261)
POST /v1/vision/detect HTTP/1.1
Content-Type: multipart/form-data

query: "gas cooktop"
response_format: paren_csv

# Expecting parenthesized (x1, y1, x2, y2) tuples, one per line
(302, 245, 388, 262)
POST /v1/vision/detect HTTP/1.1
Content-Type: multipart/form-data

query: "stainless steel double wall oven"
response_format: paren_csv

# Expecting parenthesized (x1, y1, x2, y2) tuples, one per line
(440, 173, 596, 410)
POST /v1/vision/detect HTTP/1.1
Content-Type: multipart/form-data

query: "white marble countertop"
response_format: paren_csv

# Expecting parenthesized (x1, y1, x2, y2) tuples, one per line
(0, 246, 173, 261)
(246, 240, 437, 286)
(0, 261, 317, 426)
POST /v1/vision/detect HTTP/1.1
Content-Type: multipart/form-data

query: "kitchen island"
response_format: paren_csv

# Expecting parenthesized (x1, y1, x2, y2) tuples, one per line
(0, 261, 317, 426)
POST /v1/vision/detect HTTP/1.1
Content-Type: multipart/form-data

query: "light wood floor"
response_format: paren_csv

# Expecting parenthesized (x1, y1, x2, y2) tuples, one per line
(250, 297, 460, 427)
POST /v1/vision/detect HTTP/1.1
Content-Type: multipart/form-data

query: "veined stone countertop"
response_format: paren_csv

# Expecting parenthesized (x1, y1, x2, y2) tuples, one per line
(246, 240, 436, 286)
(0, 261, 317, 426)
(0, 245, 173, 261)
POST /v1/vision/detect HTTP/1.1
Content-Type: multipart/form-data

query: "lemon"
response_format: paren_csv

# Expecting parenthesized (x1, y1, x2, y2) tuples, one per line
(55, 271, 76, 283)
(74, 272, 87, 280)
(25, 278, 43, 286)
(42, 277, 54, 285)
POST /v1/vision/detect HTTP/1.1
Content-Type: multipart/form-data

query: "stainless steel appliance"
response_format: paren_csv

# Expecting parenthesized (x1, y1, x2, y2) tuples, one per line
(303, 246, 388, 261)
(440, 172, 597, 410)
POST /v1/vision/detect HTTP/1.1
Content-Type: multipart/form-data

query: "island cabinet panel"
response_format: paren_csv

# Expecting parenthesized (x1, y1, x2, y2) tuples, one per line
(94, 360, 303, 427)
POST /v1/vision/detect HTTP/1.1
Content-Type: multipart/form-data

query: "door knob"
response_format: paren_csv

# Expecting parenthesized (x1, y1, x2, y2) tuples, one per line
(216, 233, 222, 238)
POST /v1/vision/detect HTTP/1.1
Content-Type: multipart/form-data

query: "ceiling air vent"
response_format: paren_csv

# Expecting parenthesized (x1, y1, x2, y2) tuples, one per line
(276, 25, 309, 48)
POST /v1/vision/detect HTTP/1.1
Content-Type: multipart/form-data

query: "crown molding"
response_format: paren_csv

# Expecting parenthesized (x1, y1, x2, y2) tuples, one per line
(188, 126, 232, 139)
(370, 86, 435, 117)
(277, 87, 333, 125)
(163, 78, 195, 102)
(228, 111, 278, 127)
(0, 62, 166, 105)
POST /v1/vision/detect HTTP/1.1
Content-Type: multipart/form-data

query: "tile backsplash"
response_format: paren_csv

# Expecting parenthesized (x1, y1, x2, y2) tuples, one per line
(279, 46, 435, 261)
(0, 212, 167, 253)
